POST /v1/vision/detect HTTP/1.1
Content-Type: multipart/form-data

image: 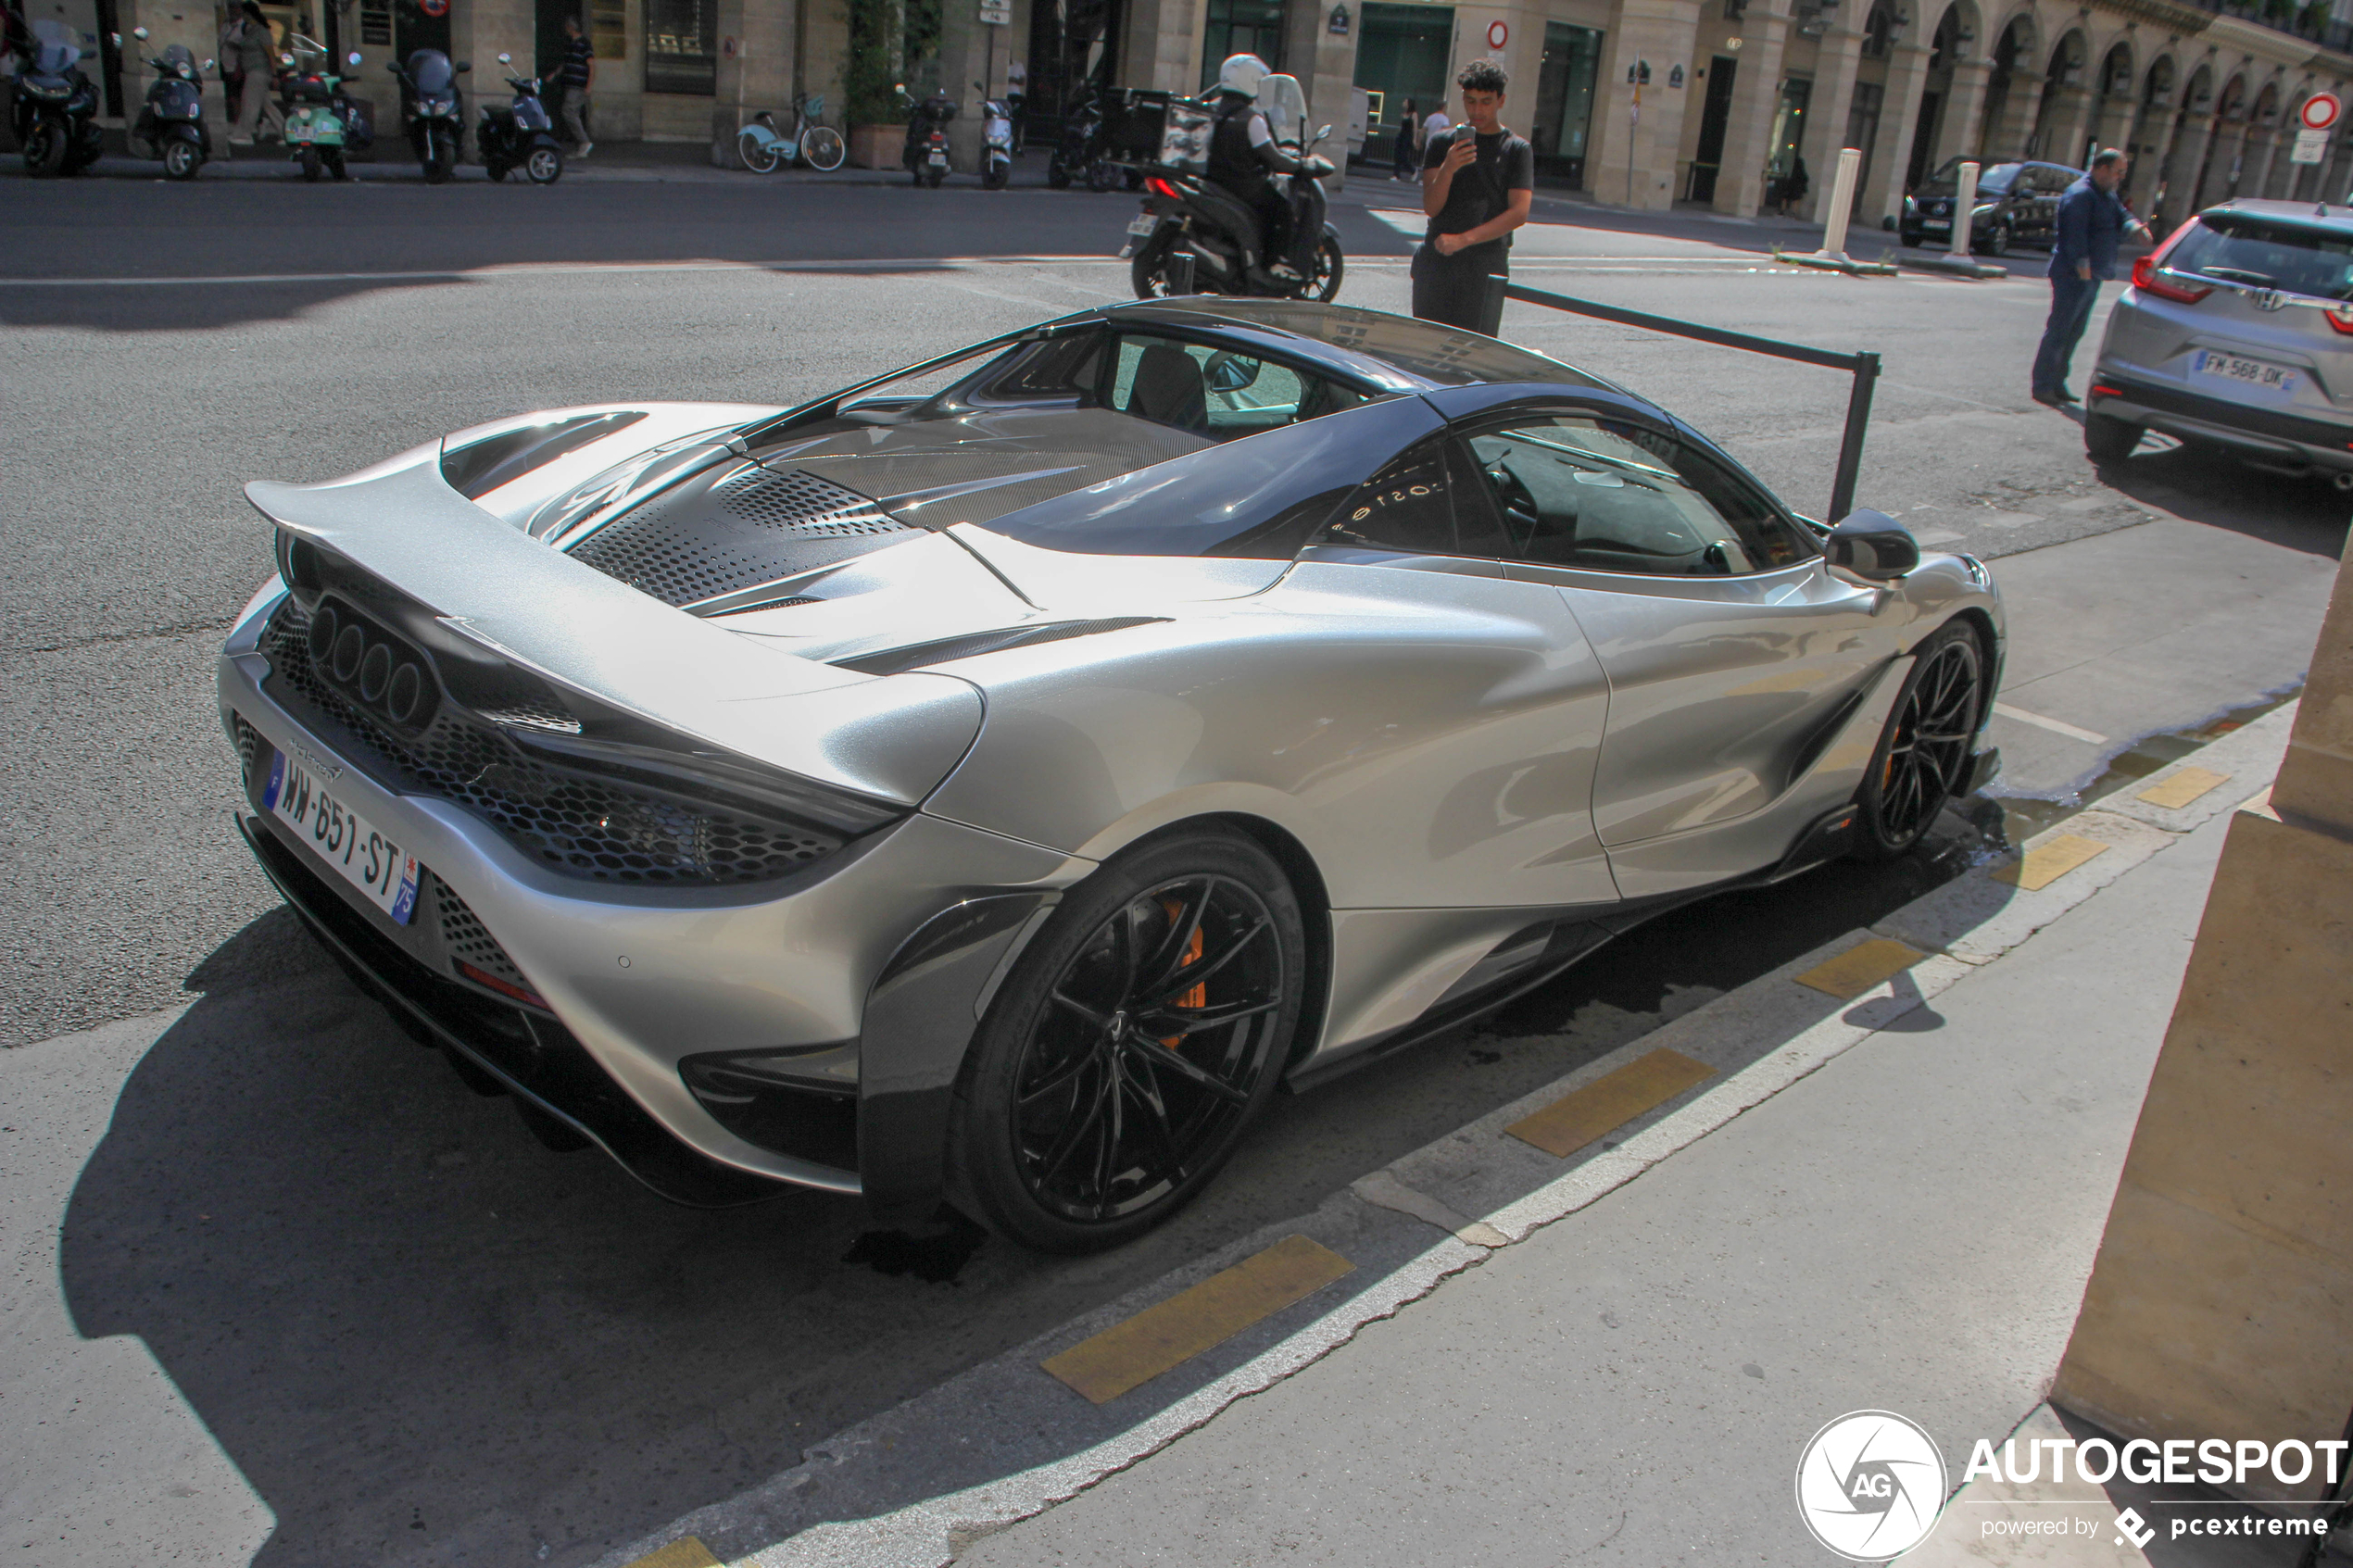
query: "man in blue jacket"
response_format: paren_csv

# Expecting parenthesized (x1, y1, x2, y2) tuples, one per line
(2032, 149, 2149, 406)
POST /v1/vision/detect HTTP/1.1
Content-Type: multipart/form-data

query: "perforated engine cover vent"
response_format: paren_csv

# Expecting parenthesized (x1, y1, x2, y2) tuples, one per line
(568, 463, 919, 608)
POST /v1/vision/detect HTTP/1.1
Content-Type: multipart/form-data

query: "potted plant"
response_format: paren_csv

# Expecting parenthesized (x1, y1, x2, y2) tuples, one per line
(844, 0, 904, 167)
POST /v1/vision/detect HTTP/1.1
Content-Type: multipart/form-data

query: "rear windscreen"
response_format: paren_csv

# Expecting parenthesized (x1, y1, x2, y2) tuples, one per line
(1919, 159, 2020, 196)
(2169, 216, 2353, 301)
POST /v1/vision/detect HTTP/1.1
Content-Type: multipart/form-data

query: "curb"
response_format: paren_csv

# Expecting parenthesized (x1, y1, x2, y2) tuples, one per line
(597, 700, 2302, 1568)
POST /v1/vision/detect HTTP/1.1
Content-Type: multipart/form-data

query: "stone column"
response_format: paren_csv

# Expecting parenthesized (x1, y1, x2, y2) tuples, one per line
(1581, 0, 1703, 212)
(1711, 0, 1791, 214)
(2090, 87, 2133, 157)
(1931, 52, 1989, 167)
(1793, 22, 1862, 223)
(2051, 535, 2353, 1508)
(2160, 111, 2214, 227)
(453, 0, 535, 161)
(1281, 0, 1362, 190)
(1121, 0, 1203, 94)
(2039, 80, 2095, 166)
(1859, 37, 1929, 227)
(1985, 70, 2043, 160)
(797, 0, 848, 125)
(711, 0, 795, 165)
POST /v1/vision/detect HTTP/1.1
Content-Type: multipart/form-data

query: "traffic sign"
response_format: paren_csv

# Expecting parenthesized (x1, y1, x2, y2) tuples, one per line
(2303, 93, 2340, 131)
(2293, 126, 2329, 165)
(1486, 19, 1508, 48)
(979, 0, 1010, 22)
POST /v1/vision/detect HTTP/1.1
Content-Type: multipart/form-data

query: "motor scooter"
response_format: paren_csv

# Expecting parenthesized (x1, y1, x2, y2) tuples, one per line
(900, 87, 954, 187)
(121, 27, 213, 180)
(281, 48, 363, 180)
(478, 52, 562, 182)
(977, 87, 1013, 190)
(388, 48, 469, 182)
(11, 24, 104, 176)
(1124, 92, 1343, 302)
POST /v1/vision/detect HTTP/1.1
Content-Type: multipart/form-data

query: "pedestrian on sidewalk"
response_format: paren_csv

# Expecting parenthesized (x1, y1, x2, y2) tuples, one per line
(1411, 61, 1532, 334)
(548, 10, 594, 157)
(223, 0, 274, 146)
(2032, 147, 2147, 407)
(1390, 97, 1417, 181)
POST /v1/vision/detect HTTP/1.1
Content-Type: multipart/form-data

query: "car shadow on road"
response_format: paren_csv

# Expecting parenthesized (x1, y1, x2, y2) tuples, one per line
(2092, 437, 2352, 559)
(0, 276, 475, 333)
(56, 800, 2014, 1567)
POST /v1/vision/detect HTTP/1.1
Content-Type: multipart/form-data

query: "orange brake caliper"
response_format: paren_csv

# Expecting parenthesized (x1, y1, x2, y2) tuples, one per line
(1159, 899, 1206, 1048)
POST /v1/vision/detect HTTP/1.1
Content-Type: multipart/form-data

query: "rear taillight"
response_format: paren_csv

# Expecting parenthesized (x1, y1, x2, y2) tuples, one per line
(2327, 305, 2353, 335)
(1148, 176, 1181, 200)
(2132, 221, 2210, 303)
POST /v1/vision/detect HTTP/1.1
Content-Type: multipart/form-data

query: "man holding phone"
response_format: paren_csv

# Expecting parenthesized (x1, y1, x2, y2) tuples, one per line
(1414, 60, 1533, 332)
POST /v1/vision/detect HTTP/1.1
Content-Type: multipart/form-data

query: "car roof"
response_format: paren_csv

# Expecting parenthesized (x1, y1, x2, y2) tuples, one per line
(1091, 296, 1626, 399)
(2196, 197, 2353, 234)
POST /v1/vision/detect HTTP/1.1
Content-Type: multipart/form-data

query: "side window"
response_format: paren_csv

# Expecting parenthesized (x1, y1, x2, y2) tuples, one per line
(1106, 334, 1363, 440)
(1463, 415, 1809, 576)
(1318, 437, 1513, 558)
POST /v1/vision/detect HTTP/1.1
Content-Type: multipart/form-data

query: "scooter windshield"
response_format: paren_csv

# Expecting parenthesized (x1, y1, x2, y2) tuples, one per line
(160, 43, 195, 73)
(33, 39, 77, 76)
(408, 51, 453, 91)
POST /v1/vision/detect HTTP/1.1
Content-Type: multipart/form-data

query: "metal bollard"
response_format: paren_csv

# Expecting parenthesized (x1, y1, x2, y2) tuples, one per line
(1815, 146, 1862, 261)
(1951, 160, 1980, 262)
(1164, 250, 1196, 295)
(1478, 270, 1507, 337)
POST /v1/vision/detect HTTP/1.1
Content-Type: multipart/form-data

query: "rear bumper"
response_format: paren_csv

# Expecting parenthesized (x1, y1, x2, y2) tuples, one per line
(2088, 370, 2353, 474)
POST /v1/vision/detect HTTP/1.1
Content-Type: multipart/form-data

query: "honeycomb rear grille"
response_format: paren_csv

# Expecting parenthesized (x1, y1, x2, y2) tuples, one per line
(434, 875, 531, 990)
(233, 712, 265, 791)
(569, 465, 919, 608)
(258, 599, 843, 886)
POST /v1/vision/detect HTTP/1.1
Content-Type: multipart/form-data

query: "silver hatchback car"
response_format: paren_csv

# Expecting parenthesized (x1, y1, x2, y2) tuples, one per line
(2084, 199, 2353, 483)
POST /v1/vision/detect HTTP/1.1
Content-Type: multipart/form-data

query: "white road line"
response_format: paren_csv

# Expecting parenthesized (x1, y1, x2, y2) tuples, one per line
(1993, 702, 2109, 745)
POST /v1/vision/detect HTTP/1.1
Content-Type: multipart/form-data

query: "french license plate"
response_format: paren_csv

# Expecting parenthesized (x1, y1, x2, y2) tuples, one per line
(1126, 214, 1158, 238)
(2195, 349, 2298, 394)
(928, 149, 949, 166)
(287, 120, 314, 144)
(263, 751, 421, 923)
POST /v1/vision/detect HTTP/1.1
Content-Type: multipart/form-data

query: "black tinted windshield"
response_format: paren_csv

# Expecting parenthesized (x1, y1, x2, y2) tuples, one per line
(408, 50, 452, 89)
(1919, 158, 2021, 195)
(2170, 214, 2353, 300)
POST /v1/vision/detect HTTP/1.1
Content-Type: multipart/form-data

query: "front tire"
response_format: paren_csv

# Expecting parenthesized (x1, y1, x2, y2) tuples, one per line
(423, 129, 455, 182)
(23, 119, 66, 176)
(2083, 411, 2140, 463)
(163, 137, 203, 180)
(925, 164, 945, 187)
(525, 144, 562, 183)
(801, 124, 845, 170)
(1852, 621, 1984, 860)
(1308, 233, 1343, 302)
(948, 829, 1305, 1253)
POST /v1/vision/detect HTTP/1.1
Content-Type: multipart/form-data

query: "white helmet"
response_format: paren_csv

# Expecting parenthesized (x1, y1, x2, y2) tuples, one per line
(1216, 53, 1269, 97)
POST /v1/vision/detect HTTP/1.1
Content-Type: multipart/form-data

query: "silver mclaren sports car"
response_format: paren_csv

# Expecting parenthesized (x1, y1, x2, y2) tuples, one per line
(220, 297, 2004, 1252)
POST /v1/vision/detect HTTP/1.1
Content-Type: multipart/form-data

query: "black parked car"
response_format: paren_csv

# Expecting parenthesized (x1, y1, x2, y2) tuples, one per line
(1902, 158, 2084, 256)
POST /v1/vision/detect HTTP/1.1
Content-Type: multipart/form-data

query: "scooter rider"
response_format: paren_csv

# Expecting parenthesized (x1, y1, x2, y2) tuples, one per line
(1205, 53, 1330, 282)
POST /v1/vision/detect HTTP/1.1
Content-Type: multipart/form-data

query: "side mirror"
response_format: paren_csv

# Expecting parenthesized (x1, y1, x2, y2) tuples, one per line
(497, 51, 512, 64)
(347, 50, 361, 65)
(1825, 509, 1920, 583)
(281, 52, 295, 66)
(1315, 122, 1332, 141)
(130, 27, 145, 42)
(203, 56, 217, 70)
(456, 59, 472, 72)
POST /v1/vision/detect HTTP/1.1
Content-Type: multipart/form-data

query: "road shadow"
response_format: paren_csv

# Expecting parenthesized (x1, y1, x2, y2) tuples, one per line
(2095, 437, 2352, 559)
(0, 276, 471, 332)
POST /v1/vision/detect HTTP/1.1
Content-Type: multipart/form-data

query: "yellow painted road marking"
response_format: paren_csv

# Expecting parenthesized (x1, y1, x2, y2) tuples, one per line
(1793, 937, 1928, 1000)
(1993, 834, 2110, 891)
(1043, 1235, 1355, 1405)
(1505, 1047, 1718, 1159)
(623, 1539, 722, 1568)
(2136, 766, 2231, 809)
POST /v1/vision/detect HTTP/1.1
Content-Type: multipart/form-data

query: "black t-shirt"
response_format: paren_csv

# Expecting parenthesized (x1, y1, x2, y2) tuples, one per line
(1422, 126, 1534, 267)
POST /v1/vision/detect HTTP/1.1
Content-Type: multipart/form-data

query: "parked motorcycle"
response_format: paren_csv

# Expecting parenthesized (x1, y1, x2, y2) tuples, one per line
(11, 27, 103, 177)
(280, 48, 363, 180)
(1047, 84, 1117, 193)
(389, 48, 468, 182)
(977, 86, 1013, 190)
(900, 87, 954, 187)
(1125, 118, 1343, 302)
(122, 27, 213, 180)
(479, 52, 562, 183)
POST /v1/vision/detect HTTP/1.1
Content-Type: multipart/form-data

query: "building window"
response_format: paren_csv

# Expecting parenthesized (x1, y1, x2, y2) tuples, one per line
(1200, 0, 1286, 91)
(646, 0, 717, 94)
(1531, 21, 1603, 184)
(1353, 2, 1452, 133)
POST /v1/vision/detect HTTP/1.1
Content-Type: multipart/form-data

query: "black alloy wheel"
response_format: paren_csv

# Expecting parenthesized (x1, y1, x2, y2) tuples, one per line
(525, 145, 562, 183)
(1853, 621, 1984, 859)
(950, 830, 1304, 1252)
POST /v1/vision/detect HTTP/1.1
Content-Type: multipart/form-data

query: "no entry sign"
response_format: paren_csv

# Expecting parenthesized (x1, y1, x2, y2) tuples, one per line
(2303, 93, 2341, 132)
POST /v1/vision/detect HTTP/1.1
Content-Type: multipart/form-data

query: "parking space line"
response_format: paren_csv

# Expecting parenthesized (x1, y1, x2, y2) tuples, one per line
(623, 1537, 722, 1568)
(1993, 702, 2109, 745)
(1993, 834, 2110, 891)
(1041, 1235, 1355, 1405)
(2136, 765, 2231, 809)
(1504, 1047, 1718, 1158)
(1794, 938, 1929, 1000)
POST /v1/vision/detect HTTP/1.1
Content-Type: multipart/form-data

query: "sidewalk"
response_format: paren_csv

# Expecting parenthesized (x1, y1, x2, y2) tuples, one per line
(592, 704, 2344, 1568)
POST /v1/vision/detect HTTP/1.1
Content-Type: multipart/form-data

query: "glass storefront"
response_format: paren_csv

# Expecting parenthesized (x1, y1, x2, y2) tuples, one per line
(1354, 3, 1453, 143)
(645, 0, 716, 94)
(1532, 20, 1601, 185)
(1200, 0, 1286, 91)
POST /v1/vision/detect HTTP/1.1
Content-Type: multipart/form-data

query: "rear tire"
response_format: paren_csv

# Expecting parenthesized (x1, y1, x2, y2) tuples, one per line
(738, 130, 781, 173)
(1047, 159, 1071, 189)
(1130, 232, 1189, 298)
(163, 138, 203, 180)
(300, 144, 322, 182)
(925, 164, 945, 187)
(2083, 411, 2140, 463)
(525, 144, 562, 183)
(946, 828, 1305, 1253)
(24, 119, 66, 177)
(1852, 621, 1984, 860)
(801, 124, 845, 170)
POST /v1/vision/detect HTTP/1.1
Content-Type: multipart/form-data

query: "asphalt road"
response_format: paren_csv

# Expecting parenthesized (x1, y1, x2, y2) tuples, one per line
(1, 174, 2344, 1568)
